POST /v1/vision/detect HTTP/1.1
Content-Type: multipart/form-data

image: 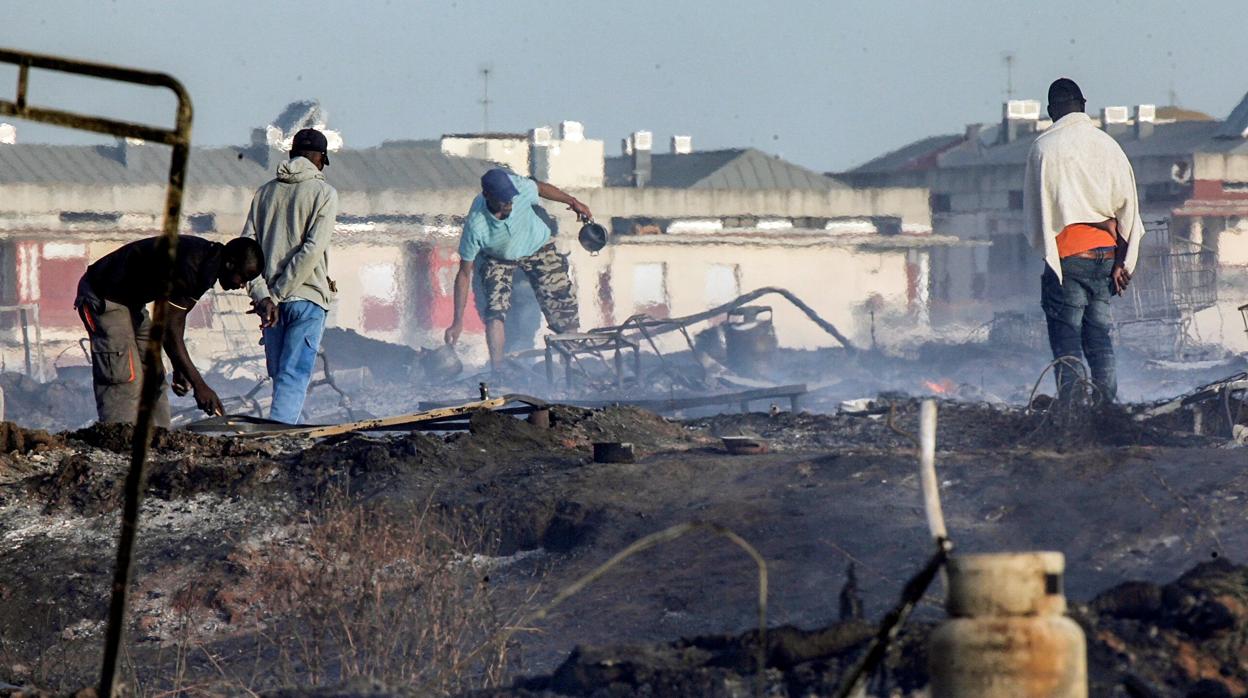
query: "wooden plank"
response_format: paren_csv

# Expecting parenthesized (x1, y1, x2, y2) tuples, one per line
(249, 397, 507, 440)
(418, 385, 807, 414)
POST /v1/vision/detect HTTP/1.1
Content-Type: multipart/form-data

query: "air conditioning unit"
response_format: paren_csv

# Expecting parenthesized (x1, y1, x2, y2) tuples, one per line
(671, 135, 693, 154)
(1135, 104, 1156, 123)
(559, 120, 584, 142)
(1005, 100, 1042, 120)
(632, 130, 653, 151)
(531, 126, 553, 146)
(1102, 106, 1130, 124)
(0, 123, 17, 145)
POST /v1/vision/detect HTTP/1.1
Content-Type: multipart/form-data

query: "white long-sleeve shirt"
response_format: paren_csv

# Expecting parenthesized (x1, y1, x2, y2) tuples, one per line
(1023, 112, 1145, 283)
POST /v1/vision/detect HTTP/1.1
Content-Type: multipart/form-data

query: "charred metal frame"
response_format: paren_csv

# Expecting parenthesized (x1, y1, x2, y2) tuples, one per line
(0, 47, 193, 697)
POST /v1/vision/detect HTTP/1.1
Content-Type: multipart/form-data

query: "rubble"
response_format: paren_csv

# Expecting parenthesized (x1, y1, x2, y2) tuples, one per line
(477, 560, 1248, 697)
(0, 385, 1242, 695)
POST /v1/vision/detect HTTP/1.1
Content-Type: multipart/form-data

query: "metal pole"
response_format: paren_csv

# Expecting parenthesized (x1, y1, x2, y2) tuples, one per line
(18, 307, 30, 376)
(918, 400, 947, 541)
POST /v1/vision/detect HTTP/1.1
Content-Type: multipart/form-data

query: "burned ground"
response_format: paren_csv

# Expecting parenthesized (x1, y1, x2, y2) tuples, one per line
(0, 399, 1243, 696)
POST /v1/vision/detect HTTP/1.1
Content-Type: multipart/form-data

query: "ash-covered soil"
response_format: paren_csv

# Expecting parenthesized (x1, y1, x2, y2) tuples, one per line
(0, 398, 1243, 696)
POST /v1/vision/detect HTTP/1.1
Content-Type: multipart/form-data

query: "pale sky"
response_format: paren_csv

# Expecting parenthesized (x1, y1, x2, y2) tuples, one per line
(3, 0, 1247, 172)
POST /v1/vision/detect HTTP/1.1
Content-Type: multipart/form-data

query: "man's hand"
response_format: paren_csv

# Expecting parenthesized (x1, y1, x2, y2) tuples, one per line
(444, 322, 463, 346)
(193, 382, 225, 417)
(251, 298, 279, 329)
(1111, 264, 1132, 296)
(567, 198, 592, 222)
(171, 370, 191, 397)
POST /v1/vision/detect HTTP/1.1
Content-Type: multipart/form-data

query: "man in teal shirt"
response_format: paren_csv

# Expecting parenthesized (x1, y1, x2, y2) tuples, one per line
(444, 168, 592, 371)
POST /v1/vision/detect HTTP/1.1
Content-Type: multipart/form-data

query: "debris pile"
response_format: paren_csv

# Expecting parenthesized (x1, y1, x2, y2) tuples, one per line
(481, 560, 1248, 697)
(0, 392, 1242, 695)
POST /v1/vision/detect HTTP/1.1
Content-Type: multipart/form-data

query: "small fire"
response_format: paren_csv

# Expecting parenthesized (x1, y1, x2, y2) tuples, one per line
(923, 378, 956, 395)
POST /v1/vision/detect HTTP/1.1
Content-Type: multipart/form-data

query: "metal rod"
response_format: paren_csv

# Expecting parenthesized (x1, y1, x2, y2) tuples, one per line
(833, 542, 950, 698)
(18, 308, 31, 376)
(0, 103, 181, 144)
(98, 134, 190, 698)
(0, 46, 204, 698)
(15, 61, 27, 109)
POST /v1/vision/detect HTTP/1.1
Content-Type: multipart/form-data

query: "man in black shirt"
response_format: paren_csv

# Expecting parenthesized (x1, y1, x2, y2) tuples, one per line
(74, 236, 264, 425)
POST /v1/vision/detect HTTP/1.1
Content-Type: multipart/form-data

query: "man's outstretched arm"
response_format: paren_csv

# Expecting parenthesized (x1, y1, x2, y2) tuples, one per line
(163, 307, 224, 415)
(536, 180, 593, 221)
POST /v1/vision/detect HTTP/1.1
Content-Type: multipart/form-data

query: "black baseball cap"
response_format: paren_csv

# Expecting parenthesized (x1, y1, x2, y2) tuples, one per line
(1047, 78, 1085, 106)
(291, 128, 329, 165)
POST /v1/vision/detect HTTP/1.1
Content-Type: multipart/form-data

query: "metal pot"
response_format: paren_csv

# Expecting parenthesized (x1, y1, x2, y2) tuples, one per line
(578, 221, 608, 253)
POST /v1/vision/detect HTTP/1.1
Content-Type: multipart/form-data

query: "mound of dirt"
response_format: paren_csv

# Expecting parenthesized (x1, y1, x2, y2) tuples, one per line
(1085, 558, 1248, 696)
(550, 405, 706, 455)
(0, 421, 63, 456)
(293, 431, 447, 497)
(34, 452, 125, 515)
(690, 398, 1207, 453)
(69, 422, 274, 457)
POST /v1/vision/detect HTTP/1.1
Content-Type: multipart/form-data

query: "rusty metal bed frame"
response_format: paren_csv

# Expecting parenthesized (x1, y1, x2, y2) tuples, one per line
(0, 46, 193, 697)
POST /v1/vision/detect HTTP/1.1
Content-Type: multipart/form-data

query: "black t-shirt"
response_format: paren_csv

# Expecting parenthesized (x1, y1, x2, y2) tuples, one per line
(86, 236, 223, 310)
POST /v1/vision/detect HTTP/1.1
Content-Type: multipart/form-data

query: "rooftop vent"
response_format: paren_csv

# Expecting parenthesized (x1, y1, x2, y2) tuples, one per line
(1101, 106, 1130, 124)
(1000, 100, 1041, 143)
(1003, 100, 1042, 121)
(1135, 105, 1156, 139)
(671, 135, 693, 154)
(559, 120, 584, 142)
(531, 126, 553, 147)
(630, 131, 652, 187)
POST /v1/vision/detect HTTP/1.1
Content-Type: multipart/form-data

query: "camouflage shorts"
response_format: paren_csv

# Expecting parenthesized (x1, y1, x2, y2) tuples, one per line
(480, 243, 579, 333)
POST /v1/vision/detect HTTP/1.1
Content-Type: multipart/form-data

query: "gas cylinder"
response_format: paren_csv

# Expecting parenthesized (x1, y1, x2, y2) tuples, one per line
(929, 551, 1087, 698)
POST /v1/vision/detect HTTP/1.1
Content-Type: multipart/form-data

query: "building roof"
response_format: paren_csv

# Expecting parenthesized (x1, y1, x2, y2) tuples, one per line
(604, 148, 845, 190)
(0, 141, 493, 191)
(844, 133, 966, 175)
(844, 96, 1248, 178)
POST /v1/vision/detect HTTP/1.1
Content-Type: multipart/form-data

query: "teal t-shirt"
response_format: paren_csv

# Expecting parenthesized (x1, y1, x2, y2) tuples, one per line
(458, 174, 552, 262)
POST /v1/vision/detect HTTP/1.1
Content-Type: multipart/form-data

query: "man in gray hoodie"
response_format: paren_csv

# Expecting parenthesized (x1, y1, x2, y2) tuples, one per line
(241, 128, 338, 424)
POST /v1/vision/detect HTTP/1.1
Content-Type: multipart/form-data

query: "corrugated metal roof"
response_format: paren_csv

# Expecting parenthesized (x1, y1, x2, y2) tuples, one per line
(847, 134, 966, 174)
(0, 142, 492, 191)
(932, 119, 1248, 170)
(604, 148, 843, 190)
(1215, 91, 1248, 138)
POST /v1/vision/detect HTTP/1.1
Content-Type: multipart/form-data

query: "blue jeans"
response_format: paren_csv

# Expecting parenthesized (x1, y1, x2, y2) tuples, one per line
(263, 300, 327, 424)
(1041, 256, 1117, 401)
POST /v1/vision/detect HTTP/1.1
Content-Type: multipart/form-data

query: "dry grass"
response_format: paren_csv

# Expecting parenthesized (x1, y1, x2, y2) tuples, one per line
(241, 494, 531, 694)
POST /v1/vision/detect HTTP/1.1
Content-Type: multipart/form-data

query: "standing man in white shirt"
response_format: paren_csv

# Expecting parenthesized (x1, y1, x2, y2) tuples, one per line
(1023, 78, 1145, 402)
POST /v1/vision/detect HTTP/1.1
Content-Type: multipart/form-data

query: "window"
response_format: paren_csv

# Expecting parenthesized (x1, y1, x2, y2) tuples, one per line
(705, 264, 740, 306)
(930, 193, 952, 213)
(1008, 190, 1024, 210)
(632, 262, 669, 318)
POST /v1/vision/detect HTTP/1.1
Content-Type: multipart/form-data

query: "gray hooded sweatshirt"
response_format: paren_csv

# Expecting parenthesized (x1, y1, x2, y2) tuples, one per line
(242, 156, 339, 309)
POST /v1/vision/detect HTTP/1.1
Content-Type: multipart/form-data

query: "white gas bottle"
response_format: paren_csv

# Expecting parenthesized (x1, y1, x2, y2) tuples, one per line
(929, 551, 1087, 697)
